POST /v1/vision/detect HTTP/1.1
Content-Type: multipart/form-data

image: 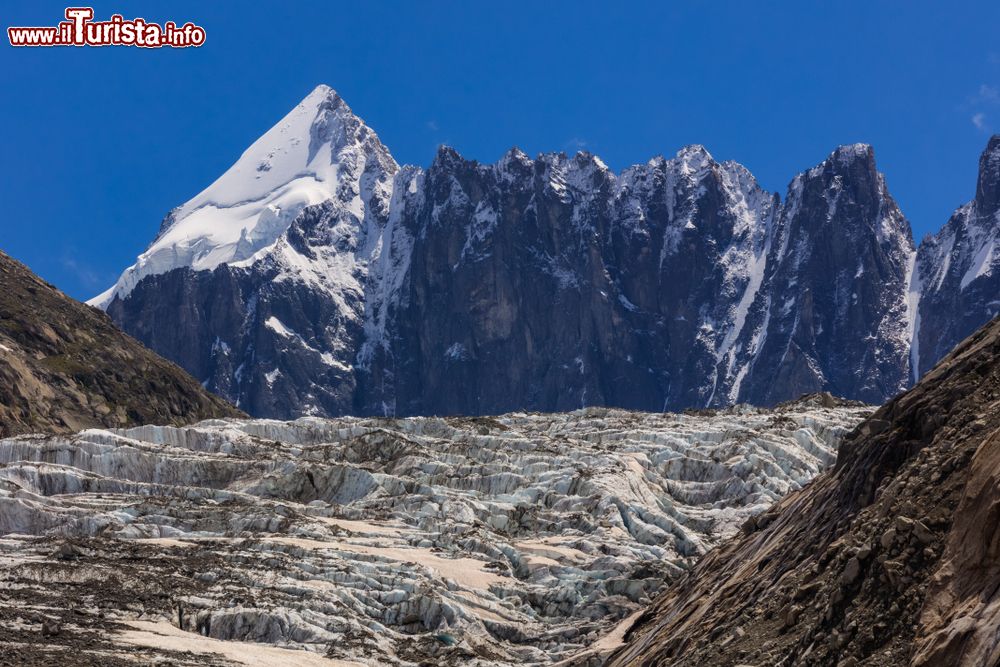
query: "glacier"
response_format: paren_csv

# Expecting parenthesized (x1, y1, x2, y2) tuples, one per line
(0, 400, 867, 665)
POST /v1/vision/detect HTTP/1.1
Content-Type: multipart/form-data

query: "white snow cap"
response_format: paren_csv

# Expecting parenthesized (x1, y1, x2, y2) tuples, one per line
(89, 84, 397, 308)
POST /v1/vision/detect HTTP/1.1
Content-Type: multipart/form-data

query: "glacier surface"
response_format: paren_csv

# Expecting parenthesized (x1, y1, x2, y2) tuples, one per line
(0, 401, 867, 665)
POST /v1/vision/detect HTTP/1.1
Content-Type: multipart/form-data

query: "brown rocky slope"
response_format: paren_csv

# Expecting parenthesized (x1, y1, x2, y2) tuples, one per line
(608, 314, 1000, 666)
(0, 251, 243, 435)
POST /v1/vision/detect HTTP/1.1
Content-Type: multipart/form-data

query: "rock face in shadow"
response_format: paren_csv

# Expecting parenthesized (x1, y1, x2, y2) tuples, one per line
(366, 145, 913, 417)
(607, 314, 1000, 667)
(0, 402, 866, 665)
(0, 251, 243, 436)
(735, 145, 914, 406)
(913, 135, 1000, 379)
(97, 85, 942, 419)
(93, 86, 1000, 420)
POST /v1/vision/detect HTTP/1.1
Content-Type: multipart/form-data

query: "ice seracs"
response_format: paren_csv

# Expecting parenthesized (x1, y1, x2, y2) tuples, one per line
(0, 401, 868, 665)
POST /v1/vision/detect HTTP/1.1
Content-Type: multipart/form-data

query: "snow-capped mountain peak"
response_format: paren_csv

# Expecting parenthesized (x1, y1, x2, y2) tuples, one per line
(176, 84, 358, 217)
(90, 84, 397, 308)
(673, 144, 714, 175)
(92, 89, 1000, 421)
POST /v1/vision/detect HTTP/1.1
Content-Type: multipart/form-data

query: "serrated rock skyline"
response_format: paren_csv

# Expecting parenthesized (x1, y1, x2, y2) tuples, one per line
(92, 85, 1000, 419)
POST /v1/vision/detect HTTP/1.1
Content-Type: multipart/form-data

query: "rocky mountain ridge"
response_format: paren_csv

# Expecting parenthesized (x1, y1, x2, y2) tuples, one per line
(606, 313, 1000, 666)
(94, 86, 1000, 419)
(0, 251, 243, 436)
(911, 134, 1000, 378)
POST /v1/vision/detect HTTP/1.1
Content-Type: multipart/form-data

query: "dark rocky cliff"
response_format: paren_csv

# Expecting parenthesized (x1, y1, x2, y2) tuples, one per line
(607, 313, 1000, 666)
(105, 138, 920, 419)
(94, 88, 1000, 419)
(913, 135, 1000, 378)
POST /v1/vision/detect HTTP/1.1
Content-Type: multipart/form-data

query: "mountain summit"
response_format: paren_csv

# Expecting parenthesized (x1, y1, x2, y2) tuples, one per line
(91, 85, 398, 309)
(911, 135, 1000, 378)
(976, 134, 1000, 216)
(91, 89, 1000, 418)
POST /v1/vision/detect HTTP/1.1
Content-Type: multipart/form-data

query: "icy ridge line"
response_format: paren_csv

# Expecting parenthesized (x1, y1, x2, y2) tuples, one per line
(89, 86, 888, 311)
(89, 85, 1000, 417)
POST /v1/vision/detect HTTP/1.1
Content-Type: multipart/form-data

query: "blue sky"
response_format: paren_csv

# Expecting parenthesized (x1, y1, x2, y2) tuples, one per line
(1, 0, 999, 300)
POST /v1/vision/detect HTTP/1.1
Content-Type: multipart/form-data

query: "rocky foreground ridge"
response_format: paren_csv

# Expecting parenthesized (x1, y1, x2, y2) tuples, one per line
(608, 315, 1000, 666)
(0, 251, 243, 436)
(0, 401, 866, 665)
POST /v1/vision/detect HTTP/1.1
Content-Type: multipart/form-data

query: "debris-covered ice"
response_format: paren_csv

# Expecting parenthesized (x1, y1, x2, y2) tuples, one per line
(0, 401, 868, 665)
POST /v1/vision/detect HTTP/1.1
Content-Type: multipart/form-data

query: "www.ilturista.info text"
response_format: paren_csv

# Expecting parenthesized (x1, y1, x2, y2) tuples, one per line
(8, 7, 206, 48)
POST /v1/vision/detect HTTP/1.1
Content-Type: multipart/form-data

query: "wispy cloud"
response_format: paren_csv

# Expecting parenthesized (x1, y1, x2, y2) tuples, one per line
(425, 120, 439, 132)
(967, 81, 999, 133)
(977, 84, 999, 103)
(60, 256, 109, 291)
(564, 137, 589, 152)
